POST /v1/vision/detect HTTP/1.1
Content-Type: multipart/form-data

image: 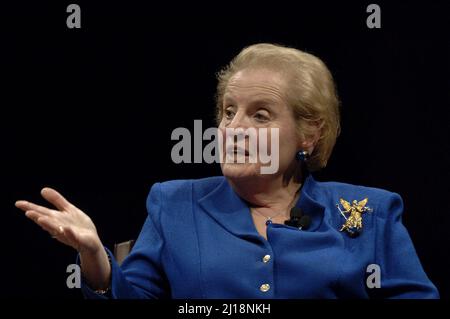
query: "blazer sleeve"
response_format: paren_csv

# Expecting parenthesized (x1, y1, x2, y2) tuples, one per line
(80, 182, 170, 299)
(372, 192, 439, 298)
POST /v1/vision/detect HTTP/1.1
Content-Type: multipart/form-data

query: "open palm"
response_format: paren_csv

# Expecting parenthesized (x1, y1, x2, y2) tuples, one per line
(15, 188, 102, 255)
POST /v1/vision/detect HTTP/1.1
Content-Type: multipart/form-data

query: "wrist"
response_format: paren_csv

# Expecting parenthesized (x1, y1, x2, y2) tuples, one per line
(78, 238, 104, 257)
(79, 246, 112, 291)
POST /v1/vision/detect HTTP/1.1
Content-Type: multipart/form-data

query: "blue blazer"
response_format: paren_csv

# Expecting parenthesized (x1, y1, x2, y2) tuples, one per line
(81, 175, 439, 299)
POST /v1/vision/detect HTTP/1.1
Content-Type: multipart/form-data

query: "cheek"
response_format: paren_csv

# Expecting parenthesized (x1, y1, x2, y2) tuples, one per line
(279, 139, 298, 161)
(217, 126, 228, 148)
(251, 126, 297, 169)
(278, 125, 300, 160)
(218, 120, 225, 131)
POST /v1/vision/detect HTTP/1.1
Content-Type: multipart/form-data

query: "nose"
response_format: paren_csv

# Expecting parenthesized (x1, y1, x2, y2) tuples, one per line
(227, 111, 250, 130)
(223, 111, 255, 150)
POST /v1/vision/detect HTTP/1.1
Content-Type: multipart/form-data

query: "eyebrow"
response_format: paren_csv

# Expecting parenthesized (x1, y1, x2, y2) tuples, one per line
(223, 95, 279, 108)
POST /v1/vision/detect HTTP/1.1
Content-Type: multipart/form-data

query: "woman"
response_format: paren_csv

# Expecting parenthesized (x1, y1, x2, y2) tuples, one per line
(15, 43, 439, 298)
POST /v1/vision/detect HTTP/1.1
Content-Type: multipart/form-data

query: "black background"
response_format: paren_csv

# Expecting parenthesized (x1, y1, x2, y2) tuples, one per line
(0, 1, 449, 299)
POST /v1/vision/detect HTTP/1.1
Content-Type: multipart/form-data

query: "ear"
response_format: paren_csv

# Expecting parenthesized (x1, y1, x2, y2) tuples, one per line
(299, 121, 322, 154)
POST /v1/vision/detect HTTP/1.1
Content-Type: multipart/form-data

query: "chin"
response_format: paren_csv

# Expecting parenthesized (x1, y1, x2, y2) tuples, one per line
(220, 163, 261, 180)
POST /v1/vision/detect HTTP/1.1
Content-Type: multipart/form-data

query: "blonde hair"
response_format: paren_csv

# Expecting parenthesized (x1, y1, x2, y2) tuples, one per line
(215, 43, 341, 171)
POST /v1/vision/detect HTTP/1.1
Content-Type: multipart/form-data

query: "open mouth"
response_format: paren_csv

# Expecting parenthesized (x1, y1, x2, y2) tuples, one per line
(227, 146, 250, 156)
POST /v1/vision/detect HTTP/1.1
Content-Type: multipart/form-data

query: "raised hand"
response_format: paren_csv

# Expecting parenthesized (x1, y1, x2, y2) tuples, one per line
(15, 187, 102, 255)
(15, 188, 111, 289)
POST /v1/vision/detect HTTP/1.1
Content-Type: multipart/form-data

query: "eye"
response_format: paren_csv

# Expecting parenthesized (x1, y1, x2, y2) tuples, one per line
(224, 108, 235, 120)
(254, 111, 270, 122)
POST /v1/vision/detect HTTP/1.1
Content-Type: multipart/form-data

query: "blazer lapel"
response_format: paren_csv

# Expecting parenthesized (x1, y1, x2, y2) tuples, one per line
(198, 174, 326, 238)
(293, 174, 326, 232)
(198, 177, 260, 240)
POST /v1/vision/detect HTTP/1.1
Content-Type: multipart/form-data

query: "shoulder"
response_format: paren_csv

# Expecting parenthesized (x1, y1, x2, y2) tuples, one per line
(144, 176, 225, 230)
(311, 177, 404, 220)
(146, 176, 225, 207)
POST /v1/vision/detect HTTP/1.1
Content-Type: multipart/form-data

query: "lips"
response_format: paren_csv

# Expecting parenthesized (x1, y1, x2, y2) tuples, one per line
(226, 146, 249, 156)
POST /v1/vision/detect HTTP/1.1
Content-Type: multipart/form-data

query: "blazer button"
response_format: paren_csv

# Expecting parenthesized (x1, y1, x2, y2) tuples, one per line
(260, 284, 270, 292)
(262, 255, 271, 263)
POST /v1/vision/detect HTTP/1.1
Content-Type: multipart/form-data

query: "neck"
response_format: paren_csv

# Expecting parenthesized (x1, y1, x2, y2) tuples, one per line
(228, 165, 305, 214)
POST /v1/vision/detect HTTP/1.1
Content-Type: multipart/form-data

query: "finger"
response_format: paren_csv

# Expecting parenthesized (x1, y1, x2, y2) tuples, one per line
(48, 225, 80, 250)
(63, 226, 79, 247)
(41, 187, 72, 211)
(25, 210, 42, 223)
(36, 216, 63, 237)
(15, 200, 55, 216)
(25, 210, 43, 223)
(26, 210, 65, 233)
(25, 212, 71, 246)
(15, 200, 31, 212)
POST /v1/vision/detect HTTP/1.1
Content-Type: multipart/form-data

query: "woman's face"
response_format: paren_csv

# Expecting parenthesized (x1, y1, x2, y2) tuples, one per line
(219, 68, 303, 181)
